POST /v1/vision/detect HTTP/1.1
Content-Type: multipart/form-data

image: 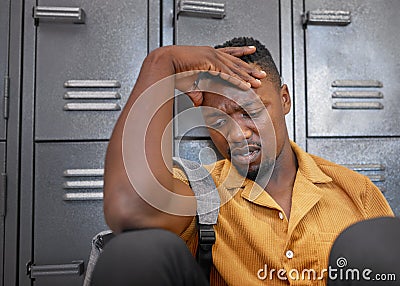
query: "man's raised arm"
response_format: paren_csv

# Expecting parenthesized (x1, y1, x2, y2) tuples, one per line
(103, 45, 266, 234)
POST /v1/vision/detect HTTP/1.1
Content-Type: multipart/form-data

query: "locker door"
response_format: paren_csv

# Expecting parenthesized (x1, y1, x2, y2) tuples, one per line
(34, 0, 148, 140)
(307, 138, 400, 215)
(32, 142, 108, 286)
(174, 0, 281, 160)
(0, 143, 5, 285)
(0, 0, 9, 140)
(304, 0, 400, 137)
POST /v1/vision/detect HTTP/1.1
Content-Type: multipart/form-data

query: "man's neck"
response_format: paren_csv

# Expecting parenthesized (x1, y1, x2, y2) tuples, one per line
(265, 140, 298, 219)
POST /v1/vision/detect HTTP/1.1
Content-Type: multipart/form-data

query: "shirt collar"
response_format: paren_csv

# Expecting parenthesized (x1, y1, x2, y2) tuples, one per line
(290, 141, 332, 184)
(218, 140, 332, 190)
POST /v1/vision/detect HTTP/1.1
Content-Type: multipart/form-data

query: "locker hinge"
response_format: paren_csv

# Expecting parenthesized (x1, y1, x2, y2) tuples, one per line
(3, 76, 9, 119)
(0, 172, 7, 217)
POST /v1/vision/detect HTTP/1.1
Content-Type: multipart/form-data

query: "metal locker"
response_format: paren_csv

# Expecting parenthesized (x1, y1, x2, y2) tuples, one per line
(0, 142, 5, 285)
(304, 0, 400, 137)
(0, 0, 9, 140)
(34, 0, 148, 141)
(31, 142, 108, 285)
(174, 0, 281, 139)
(307, 138, 400, 215)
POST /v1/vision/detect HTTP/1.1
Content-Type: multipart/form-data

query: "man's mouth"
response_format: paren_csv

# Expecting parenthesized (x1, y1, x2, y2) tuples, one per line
(231, 145, 261, 165)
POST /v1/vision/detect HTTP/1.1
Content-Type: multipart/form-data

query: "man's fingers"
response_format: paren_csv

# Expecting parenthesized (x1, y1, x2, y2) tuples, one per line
(216, 46, 256, 57)
(217, 55, 264, 88)
(186, 90, 203, 106)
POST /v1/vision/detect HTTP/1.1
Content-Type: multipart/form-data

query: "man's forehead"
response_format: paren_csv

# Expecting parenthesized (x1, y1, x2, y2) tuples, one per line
(199, 77, 263, 108)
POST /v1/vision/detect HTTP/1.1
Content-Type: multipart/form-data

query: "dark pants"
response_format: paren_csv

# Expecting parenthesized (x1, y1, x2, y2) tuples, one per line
(328, 216, 400, 286)
(91, 229, 209, 286)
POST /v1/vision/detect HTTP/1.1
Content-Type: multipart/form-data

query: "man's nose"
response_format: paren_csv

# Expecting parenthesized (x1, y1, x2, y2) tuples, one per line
(226, 120, 252, 143)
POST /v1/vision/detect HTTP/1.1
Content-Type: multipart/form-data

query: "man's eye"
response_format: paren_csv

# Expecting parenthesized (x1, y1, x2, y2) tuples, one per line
(209, 118, 226, 129)
(244, 110, 261, 118)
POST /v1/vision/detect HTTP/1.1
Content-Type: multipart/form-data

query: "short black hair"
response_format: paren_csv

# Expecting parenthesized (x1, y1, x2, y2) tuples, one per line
(215, 37, 281, 87)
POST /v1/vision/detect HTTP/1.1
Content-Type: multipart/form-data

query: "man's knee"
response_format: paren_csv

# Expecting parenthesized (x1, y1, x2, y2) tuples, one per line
(97, 228, 189, 265)
(91, 228, 203, 286)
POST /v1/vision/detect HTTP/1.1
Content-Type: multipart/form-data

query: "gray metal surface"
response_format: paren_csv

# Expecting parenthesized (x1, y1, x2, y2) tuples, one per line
(174, 0, 281, 138)
(307, 138, 400, 215)
(0, 0, 9, 140)
(305, 0, 400, 137)
(0, 142, 5, 286)
(35, 0, 148, 140)
(0, 4, 9, 282)
(5, 0, 23, 285)
(34, 142, 109, 286)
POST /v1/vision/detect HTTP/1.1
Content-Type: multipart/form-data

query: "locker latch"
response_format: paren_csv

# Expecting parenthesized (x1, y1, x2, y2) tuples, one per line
(33, 6, 86, 25)
(26, 260, 84, 279)
(177, 0, 226, 19)
(302, 10, 351, 27)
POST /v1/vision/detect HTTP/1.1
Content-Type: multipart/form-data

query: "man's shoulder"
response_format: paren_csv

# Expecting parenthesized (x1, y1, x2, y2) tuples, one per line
(308, 152, 373, 189)
(309, 153, 363, 177)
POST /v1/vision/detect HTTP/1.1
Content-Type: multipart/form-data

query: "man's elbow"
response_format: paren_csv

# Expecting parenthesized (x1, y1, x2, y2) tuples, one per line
(103, 186, 143, 233)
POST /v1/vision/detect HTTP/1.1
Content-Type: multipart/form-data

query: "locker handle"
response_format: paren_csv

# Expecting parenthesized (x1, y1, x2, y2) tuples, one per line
(27, 260, 84, 278)
(303, 10, 351, 26)
(177, 0, 225, 19)
(33, 6, 86, 24)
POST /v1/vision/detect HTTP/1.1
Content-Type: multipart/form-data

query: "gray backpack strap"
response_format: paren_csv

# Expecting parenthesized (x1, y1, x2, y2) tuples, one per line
(173, 157, 220, 281)
(83, 230, 114, 286)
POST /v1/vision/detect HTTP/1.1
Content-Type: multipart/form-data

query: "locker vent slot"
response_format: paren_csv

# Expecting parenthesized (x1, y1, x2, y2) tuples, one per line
(63, 169, 104, 201)
(64, 168, 104, 177)
(303, 10, 351, 26)
(332, 102, 383, 110)
(331, 80, 383, 110)
(64, 103, 121, 111)
(33, 6, 86, 24)
(177, 0, 226, 19)
(63, 180, 104, 189)
(332, 91, 383, 99)
(63, 80, 121, 112)
(342, 164, 385, 172)
(64, 80, 121, 88)
(64, 91, 120, 99)
(63, 192, 103, 201)
(342, 164, 386, 183)
(331, 80, 383, 88)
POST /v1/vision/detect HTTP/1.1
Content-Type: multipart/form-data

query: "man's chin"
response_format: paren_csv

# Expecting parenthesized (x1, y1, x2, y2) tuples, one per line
(233, 159, 275, 185)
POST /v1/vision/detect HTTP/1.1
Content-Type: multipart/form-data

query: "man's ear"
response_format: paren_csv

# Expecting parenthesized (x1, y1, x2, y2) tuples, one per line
(280, 84, 291, 115)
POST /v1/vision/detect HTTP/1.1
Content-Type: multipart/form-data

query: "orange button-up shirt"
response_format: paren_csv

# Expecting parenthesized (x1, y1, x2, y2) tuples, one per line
(175, 141, 393, 285)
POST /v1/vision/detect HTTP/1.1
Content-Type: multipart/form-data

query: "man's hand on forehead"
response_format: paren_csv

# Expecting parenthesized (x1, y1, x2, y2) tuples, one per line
(173, 45, 266, 106)
(197, 74, 263, 107)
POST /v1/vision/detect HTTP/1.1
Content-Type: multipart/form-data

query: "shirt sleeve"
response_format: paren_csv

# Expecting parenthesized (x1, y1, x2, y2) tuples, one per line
(364, 176, 394, 218)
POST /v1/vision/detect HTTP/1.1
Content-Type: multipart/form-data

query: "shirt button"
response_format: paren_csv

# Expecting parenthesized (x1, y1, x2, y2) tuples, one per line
(286, 250, 294, 259)
(278, 212, 284, 220)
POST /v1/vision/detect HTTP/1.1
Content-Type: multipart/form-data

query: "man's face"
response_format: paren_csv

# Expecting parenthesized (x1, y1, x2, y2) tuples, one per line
(200, 74, 290, 182)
